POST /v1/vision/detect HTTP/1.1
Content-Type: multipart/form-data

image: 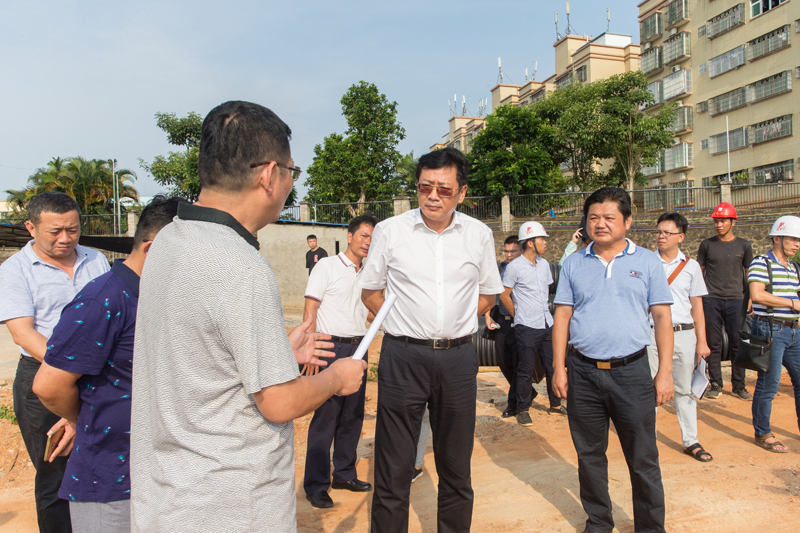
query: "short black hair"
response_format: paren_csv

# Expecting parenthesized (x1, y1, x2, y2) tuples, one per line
(503, 235, 520, 246)
(416, 147, 469, 188)
(584, 187, 632, 220)
(657, 212, 688, 234)
(347, 215, 377, 235)
(307, 234, 317, 240)
(28, 192, 81, 226)
(133, 195, 188, 247)
(198, 101, 292, 193)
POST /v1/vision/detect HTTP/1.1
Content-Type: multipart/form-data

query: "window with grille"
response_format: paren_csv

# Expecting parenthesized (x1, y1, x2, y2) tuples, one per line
(709, 45, 746, 78)
(672, 106, 693, 132)
(641, 12, 663, 42)
(709, 127, 748, 155)
(748, 25, 791, 61)
(747, 71, 792, 103)
(699, 25, 707, 37)
(642, 80, 664, 109)
(643, 152, 666, 176)
(640, 47, 663, 76)
(663, 69, 691, 100)
(701, 139, 709, 150)
(670, 179, 694, 206)
(666, 0, 690, 28)
(699, 62, 707, 75)
(665, 143, 693, 171)
(556, 71, 573, 89)
(751, 0, 788, 18)
(530, 88, 546, 104)
(754, 160, 794, 184)
(707, 4, 744, 39)
(709, 87, 747, 116)
(749, 115, 793, 144)
(664, 32, 691, 65)
(575, 65, 587, 83)
(696, 100, 708, 113)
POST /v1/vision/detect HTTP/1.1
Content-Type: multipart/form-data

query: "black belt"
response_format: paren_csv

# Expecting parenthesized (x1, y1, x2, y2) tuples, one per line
(755, 316, 798, 328)
(385, 333, 473, 350)
(572, 348, 646, 370)
(651, 323, 694, 332)
(328, 335, 364, 345)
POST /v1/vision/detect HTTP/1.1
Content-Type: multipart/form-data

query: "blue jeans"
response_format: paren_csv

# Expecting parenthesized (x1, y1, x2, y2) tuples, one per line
(751, 319, 800, 438)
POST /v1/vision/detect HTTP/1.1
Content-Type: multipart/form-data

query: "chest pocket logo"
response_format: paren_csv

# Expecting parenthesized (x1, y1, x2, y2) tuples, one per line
(629, 270, 643, 280)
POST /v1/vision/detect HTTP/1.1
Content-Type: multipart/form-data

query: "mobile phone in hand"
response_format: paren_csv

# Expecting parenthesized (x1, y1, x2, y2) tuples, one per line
(44, 425, 66, 462)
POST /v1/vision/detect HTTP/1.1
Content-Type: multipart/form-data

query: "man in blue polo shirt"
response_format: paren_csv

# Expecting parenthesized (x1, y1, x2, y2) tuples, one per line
(31, 196, 183, 532)
(552, 187, 674, 533)
(0, 192, 110, 533)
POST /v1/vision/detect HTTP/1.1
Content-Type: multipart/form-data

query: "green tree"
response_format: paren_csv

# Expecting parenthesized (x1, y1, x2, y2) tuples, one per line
(595, 72, 677, 190)
(393, 151, 418, 196)
(304, 81, 406, 205)
(467, 104, 565, 196)
(139, 112, 202, 201)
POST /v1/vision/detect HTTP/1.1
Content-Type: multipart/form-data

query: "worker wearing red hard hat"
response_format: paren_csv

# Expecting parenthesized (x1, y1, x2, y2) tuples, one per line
(697, 202, 754, 400)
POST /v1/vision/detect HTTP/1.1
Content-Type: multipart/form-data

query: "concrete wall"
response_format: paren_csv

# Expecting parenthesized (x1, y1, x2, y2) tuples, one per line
(256, 223, 349, 309)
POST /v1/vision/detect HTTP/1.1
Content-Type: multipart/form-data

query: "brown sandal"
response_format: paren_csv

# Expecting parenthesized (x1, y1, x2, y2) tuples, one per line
(755, 433, 788, 453)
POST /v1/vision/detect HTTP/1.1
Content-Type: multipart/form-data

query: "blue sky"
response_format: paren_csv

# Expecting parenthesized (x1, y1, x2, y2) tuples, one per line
(0, 1, 639, 201)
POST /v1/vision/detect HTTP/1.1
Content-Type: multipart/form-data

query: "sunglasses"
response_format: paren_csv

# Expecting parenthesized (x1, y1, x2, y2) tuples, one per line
(417, 183, 462, 198)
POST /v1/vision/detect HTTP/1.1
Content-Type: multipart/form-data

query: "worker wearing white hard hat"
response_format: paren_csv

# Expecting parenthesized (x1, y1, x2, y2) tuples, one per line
(747, 215, 800, 453)
(501, 221, 563, 426)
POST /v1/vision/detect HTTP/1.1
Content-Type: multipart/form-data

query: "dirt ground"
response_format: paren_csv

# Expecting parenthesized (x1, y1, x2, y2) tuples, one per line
(2, 337, 800, 532)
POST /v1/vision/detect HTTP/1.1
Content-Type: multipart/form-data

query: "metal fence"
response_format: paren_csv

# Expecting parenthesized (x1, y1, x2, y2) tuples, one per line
(0, 215, 126, 235)
(730, 182, 800, 210)
(279, 205, 301, 221)
(511, 192, 591, 218)
(457, 197, 502, 220)
(631, 186, 719, 213)
(310, 201, 394, 224)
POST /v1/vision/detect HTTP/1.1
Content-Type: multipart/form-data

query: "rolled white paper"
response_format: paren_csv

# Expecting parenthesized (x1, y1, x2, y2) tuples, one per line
(352, 292, 397, 361)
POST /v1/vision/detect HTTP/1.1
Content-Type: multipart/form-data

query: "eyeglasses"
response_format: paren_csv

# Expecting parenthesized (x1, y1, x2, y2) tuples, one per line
(250, 161, 303, 182)
(652, 230, 682, 238)
(417, 183, 462, 198)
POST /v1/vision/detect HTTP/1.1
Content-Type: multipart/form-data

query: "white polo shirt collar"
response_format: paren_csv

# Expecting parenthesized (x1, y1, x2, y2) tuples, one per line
(585, 238, 636, 277)
(23, 241, 90, 270)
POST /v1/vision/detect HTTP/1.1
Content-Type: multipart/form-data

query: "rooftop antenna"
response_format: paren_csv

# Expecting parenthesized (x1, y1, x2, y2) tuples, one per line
(533, 60, 538, 81)
(555, 11, 562, 41)
(454, 93, 458, 115)
(565, 2, 574, 36)
(497, 57, 503, 84)
(607, 8, 611, 32)
(448, 98, 453, 117)
(525, 66, 529, 82)
(462, 95, 467, 116)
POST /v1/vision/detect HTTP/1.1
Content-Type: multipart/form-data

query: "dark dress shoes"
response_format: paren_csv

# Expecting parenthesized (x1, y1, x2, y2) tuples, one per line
(306, 491, 334, 508)
(331, 479, 372, 492)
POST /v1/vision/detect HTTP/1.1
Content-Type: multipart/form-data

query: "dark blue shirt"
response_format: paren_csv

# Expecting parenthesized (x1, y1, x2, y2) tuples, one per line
(45, 260, 139, 503)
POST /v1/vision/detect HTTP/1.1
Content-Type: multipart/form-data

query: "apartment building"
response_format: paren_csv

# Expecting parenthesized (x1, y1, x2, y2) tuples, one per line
(639, 0, 799, 200)
(430, 32, 641, 154)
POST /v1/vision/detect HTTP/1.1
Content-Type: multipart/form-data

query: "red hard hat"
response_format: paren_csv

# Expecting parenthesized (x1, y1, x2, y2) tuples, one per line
(711, 202, 737, 219)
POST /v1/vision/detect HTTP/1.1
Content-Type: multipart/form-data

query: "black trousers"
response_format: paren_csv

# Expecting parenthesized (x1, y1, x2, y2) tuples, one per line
(12, 357, 72, 533)
(303, 342, 368, 495)
(703, 297, 746, 389)
(515, 325, 560, 409)
(371, 336, 477, 533)
(567, 350, 665, 533)
(493, 317, 517, 407)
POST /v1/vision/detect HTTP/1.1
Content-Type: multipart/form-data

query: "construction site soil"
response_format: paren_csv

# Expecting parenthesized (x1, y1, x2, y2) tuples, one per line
(1, 329, 799, 532)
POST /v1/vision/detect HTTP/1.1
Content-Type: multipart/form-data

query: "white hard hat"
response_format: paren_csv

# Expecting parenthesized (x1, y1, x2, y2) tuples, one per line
(518, 221, 548, 241)
(769, 216, 800, 239)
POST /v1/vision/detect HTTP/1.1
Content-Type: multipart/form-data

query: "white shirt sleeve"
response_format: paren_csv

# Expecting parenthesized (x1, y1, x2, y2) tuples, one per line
(688, 259, 709, 298)
(477, 228, 504, 295)
(358, 222, 389, 290)
(304, 257, 330, 301)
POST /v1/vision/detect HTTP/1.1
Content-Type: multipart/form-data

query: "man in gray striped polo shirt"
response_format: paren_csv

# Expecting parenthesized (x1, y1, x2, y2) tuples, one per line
(748, 215, 800, 453)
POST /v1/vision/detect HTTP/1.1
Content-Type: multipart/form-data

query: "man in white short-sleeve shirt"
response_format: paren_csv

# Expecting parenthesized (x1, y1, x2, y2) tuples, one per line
(302, 215, 375, 509)
(647, 212, 712, 462)
(359, 147, 503, 533)
(129, 101, 366, 533)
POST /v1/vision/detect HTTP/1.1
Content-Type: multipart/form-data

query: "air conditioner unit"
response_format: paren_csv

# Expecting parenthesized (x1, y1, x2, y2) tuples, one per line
(644, 42, 651, 50)
(675, 101, 683, 107)
(796, 66, 800, 79)
(677, 173, 687, 181)
(669, 28, 677, 36)
(671, 65, 682, 73)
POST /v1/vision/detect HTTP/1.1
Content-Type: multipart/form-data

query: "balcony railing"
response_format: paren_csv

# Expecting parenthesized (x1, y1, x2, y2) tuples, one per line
(556, 71, 574, 89)
(640, 47, 663, 76)
(640, 12, 663, 43)
(754, 160, 794, 184)
(665, 143, 693, 171)
(643, 152, 666, 176)
(708, 87, 747, 116)
(748, 25, 791, 61)
(641, 80, 664, 109)
(747, 71, 792, 103)
(709, 45, 746, 78)
(663, 32, 691, 65)
(663, 69, 691, 100)
(749, 115, 793, 144)
(672, 106, 693, 133)
(709, 127, 748, 155)
(665, 0, 690, 28)
(706, 3, 744, 40)
(530, 88, 546, 104)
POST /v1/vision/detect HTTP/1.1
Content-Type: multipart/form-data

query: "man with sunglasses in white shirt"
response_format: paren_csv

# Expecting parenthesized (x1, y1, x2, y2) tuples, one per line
(360, 147, 503, 533)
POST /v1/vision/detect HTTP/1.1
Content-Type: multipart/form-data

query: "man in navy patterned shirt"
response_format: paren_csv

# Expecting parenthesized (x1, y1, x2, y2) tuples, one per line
(32, 196, 184, 533)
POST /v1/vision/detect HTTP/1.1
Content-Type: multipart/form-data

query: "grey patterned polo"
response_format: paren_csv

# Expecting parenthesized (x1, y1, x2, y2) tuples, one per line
(130, 209, 300, 532)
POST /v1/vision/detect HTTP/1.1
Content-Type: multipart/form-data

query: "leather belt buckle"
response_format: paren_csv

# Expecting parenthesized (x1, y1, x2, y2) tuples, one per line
(597, 361, 612, 370)
(433, 339, 451, 350)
